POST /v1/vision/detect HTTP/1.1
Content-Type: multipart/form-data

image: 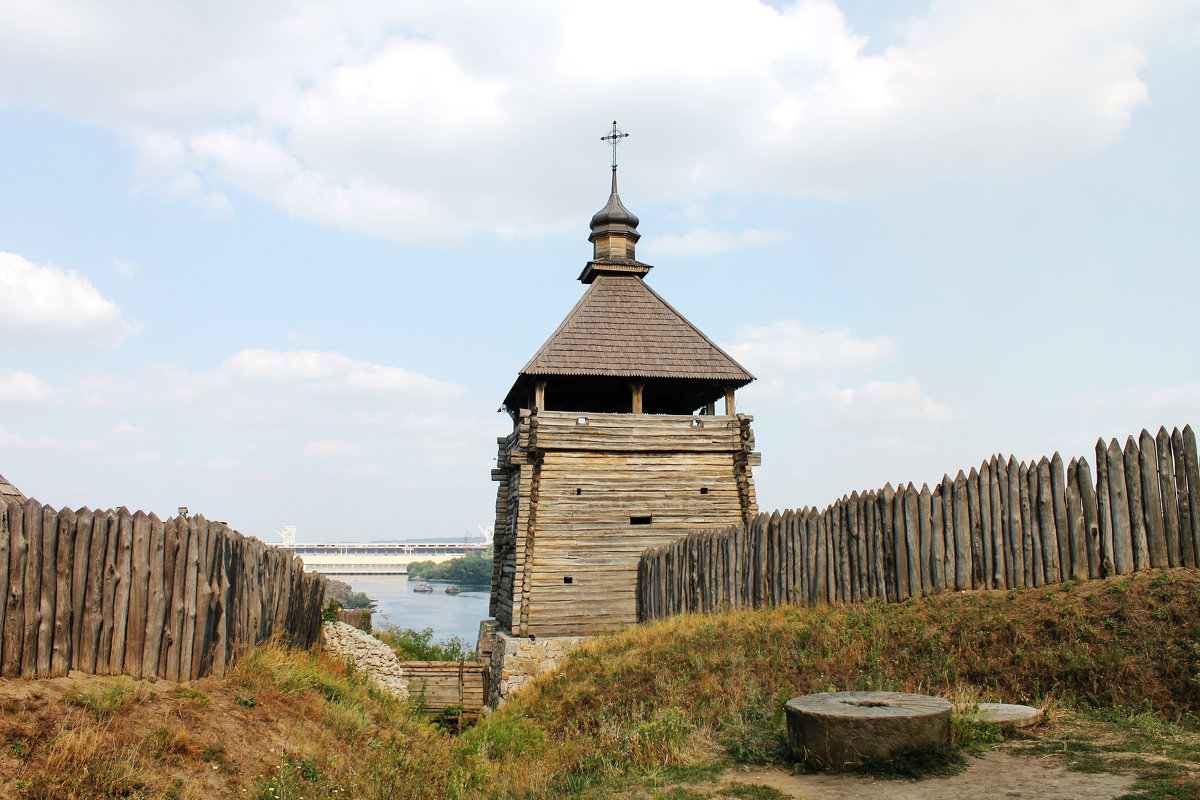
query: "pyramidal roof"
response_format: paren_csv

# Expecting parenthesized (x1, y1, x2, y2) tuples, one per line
(0, 473, 27, 506)
(518, 273, 753, 382)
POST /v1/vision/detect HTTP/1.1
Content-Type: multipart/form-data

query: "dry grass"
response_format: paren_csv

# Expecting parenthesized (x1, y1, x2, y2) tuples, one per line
(2, 570, 1197, 799)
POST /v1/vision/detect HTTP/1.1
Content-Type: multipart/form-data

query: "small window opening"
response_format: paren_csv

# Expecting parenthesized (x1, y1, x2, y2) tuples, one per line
(576, 416, 588, 425)
(691, 418, 703, 427)
(630, 515, 652, 525)
(575, 488, 582, 495)
(700, 487, 709, 495)
(563, 576, 573, 584)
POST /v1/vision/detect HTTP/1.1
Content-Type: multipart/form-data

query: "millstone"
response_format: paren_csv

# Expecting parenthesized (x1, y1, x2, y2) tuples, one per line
(966, 702, 1042, 728)
(785, 691, 952, 769)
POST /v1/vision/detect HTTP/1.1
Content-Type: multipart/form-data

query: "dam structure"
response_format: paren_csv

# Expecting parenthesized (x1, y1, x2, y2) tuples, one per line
(276, 541, 489, 575)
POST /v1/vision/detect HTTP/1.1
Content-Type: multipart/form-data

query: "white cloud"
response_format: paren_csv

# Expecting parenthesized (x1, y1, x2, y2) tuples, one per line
(819, 377, 956, 429)
(73, 348, 482, 441)
(0, 1, 1190, 241)
(113, 258, 138, 277)
(301, 440, 365, 459)
(0, 252, 138, 349)
(108, 422, 148, 441)
(0, 370, 53, 404)
(0, 425, 105, 453)
(643, 227, 791, 257)
(725, 319, 896, 377)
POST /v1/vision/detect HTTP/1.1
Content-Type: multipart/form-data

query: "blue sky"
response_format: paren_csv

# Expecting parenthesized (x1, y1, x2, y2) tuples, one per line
(1, 0, 1198, 544)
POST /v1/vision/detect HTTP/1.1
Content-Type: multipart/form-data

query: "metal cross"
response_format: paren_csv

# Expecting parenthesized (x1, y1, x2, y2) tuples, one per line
(601, 120, 630, 170)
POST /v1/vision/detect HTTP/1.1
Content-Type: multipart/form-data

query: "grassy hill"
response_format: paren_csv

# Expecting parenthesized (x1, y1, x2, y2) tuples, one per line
(3, 570, 1198, 799)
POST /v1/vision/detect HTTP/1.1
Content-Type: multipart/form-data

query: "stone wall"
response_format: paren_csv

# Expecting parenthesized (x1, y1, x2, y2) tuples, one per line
(483, 622, 587, 708)
(322, 621, 408, 699)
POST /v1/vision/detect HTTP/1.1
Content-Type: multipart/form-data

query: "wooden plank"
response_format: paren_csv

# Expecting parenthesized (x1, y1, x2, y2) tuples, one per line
(94, 511, 116, 675)
(1106, 439, 1134, 574)
(1123, 437, 1150, 571)
(36, 505, 60, 677)
(879, 484, 895, 602)
(1005, 457, 1024, 587)
(930, 485, 945, 592)
(1036, 458, 1059, 584)
(22, 499, 43, 678)
(1, 501, 25, 677)
(124, 511, 152, 677)
(836, 501, 851, 602)
(180, 517, 200, 682)
(917, 485, 933, 594)
(847, 496, 861, 602)
(166, 516, 190, 682)
(806, 510, 819, 605)
(1026, 464, 1045, 587)
(1065, 459, 1087, 581)
(995, 457, 1011, 587)
(892, 487, 909, 600)
(1174, 428, 1197, 571)
(0, 499, 6, 666)
(952, 471, 970, 590)
(70, 508, 93, 671)
(978, 463, 994, 589)
(1157, 427, 1185, 567)
(1094, 441, 1115, 577)
(1181, 426, 1200, 572)
(967, 468, 984, 589)
(1018, 462, 1035, 587)
(901, 486, 920, 595)
(141, 514, 166, 678)
(108, 508, 134, 675)
(989, 457, 1006, 589)
(1138, 430, 1168, 568)
(1076, 459, 1103, 578)
(51, 507, 75, 677)
(157, 517, 179, 677)
(1050, 454, 1071, 582)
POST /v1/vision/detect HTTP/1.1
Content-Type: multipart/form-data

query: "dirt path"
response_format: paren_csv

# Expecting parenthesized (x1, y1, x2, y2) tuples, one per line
(721, 752, 1136, 800)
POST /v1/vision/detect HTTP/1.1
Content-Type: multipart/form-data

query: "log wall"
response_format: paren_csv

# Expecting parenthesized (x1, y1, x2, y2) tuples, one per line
(0, 499, 326, 680)
(637, 425, 1200, 620)
(491, 409, 759, 637)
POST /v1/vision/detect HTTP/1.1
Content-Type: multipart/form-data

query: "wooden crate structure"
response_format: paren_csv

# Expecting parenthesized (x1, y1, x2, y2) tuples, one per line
(490, 169, 760, 637)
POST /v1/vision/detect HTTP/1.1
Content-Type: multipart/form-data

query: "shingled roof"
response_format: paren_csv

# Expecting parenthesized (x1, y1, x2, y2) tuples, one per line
(0, 473, 27, 506)
(518, 274, 753, 382)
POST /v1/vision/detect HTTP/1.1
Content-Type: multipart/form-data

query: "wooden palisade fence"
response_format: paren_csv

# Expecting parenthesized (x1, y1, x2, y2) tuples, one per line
(0, 498, 326, 681)
(638, 425, 1200, 620)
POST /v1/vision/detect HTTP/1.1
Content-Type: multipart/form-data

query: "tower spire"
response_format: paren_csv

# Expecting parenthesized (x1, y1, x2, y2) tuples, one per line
(583, 120, 646, 281)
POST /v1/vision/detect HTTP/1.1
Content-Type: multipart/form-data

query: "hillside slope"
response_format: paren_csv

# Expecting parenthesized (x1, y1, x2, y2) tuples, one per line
(3, 570, 1197, 799)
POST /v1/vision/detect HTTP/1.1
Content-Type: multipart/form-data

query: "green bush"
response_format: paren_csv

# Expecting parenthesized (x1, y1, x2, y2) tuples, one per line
(375, 625, 471, 662)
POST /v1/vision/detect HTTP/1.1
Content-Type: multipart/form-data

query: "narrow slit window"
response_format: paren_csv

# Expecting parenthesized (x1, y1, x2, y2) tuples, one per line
(575, 488, 582, 495)
(563, 576, 573, 584)
(576, 416, 588, 425)
(700, 487, 709, 495)
(630, 515, 652, 525)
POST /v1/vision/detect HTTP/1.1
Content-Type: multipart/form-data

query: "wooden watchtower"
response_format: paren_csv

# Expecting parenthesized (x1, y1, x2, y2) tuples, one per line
(489, 167, 761, 638)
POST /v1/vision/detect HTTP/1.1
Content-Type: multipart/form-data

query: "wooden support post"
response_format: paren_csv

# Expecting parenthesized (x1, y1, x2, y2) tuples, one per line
(724, 387, 736, 416)
(630, 381, 644, 414)
(533, 380, 546, 412)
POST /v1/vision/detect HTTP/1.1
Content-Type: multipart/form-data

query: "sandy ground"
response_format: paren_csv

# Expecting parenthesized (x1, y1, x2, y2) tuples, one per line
(721, 752, 1136, 800)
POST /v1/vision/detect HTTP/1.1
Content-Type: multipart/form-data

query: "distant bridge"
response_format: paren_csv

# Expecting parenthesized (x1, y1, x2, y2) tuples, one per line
(275, 542, 489, 575)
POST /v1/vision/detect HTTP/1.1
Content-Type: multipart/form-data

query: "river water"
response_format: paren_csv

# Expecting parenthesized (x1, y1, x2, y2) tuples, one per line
(337, 575, 490, 648)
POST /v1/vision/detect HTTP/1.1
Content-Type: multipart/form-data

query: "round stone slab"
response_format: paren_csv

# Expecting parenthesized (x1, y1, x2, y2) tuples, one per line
(969, 702, 1042, 728)
(785, 691, 952, 769)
